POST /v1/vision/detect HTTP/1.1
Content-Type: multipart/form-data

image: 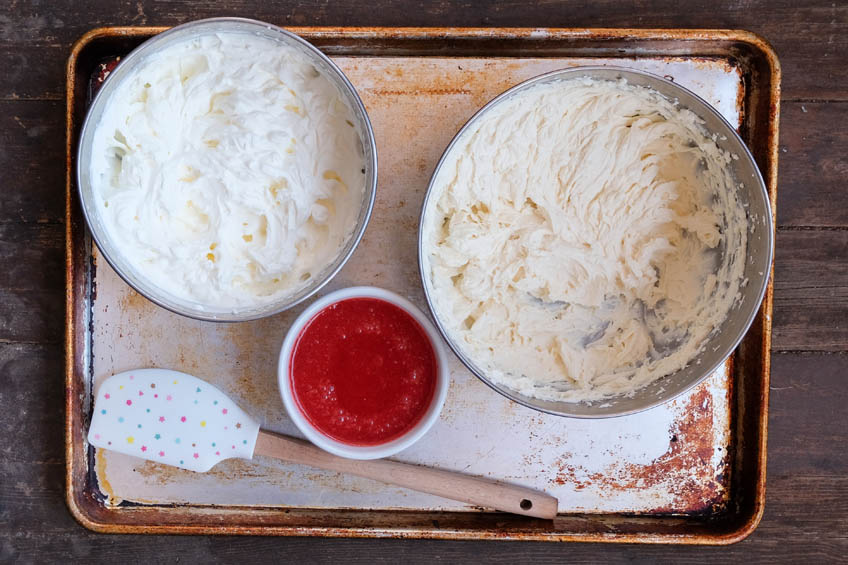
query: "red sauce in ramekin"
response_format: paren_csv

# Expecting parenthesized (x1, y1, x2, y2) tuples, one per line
(289, 297, 437, 446)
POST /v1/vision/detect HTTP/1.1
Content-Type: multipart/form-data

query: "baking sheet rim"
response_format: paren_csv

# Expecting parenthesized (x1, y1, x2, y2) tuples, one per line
(65, 25, 779, 543)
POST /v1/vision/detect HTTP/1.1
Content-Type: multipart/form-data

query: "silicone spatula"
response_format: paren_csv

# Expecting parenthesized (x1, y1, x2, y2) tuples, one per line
(87, 368, 558, 519)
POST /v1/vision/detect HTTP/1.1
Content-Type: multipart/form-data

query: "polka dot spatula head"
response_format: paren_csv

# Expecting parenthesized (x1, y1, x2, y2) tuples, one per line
(88, 368, 260, 472)
(87, 368, 558, 519)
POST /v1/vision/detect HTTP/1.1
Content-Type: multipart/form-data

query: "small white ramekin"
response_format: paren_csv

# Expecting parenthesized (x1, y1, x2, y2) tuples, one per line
(278, 286, 450, 460)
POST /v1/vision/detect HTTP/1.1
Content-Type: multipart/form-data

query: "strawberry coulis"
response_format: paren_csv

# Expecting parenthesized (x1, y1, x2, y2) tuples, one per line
(289, 297, 437, 446)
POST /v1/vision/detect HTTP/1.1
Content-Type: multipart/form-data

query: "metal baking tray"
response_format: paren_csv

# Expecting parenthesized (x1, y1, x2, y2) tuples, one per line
(66, 27, 779, 543)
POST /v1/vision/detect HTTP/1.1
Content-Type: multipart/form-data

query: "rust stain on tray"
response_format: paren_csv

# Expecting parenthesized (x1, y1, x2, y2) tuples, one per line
(94, 448, 120, 506)
(119, 287, 152, 313)
(553, 385, 729, 515)
(368, 87, 473, 97)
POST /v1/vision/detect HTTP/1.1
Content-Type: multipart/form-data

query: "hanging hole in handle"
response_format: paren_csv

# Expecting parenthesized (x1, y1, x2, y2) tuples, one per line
(520, 499, 533, 510)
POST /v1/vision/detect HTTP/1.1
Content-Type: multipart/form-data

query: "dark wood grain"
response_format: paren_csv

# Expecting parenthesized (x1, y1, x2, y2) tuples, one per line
(0, 222, 64, 343)
(778, 102, 848, 228)
(0, 101, 65, 223)
(767, 353, 848, 478)
(774, 230, 848, 352)
(0, 0, 846, 100)
(0, 0, 845, 561)
(2, 351, 845, 561)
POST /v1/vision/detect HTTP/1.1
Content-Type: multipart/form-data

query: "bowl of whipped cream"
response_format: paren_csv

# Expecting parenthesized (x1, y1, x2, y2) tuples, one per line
(419, 67, 773, 418)
(77, 18, 377, 321)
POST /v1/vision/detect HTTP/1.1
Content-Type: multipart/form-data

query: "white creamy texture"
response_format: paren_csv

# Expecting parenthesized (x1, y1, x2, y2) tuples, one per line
(90, 32, 365, 309)
(423, 77, 747, 403)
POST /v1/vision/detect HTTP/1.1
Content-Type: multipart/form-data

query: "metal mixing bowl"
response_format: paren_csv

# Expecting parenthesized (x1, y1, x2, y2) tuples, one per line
(418, 66, 773, 418)
(77, 17, 377, 322)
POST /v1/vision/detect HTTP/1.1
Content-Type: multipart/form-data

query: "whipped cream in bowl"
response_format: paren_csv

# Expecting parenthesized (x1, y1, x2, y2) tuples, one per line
(419, 67, 773, 418)
(77, 18, 377, 321)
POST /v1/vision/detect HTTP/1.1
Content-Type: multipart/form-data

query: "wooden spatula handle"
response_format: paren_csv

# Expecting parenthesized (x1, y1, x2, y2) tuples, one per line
(254, 429, 558, 519)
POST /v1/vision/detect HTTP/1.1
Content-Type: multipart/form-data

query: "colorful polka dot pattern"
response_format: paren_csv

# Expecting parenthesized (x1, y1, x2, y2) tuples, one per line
(87, 369, 260, 472)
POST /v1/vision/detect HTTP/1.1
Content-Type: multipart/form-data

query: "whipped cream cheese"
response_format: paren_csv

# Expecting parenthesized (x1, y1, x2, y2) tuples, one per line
(90, 32, 365, 310)
(422, 77, 747, 403)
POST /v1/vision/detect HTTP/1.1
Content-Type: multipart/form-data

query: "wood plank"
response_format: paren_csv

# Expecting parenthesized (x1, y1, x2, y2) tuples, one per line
(767, 352, 848, 477)
(1, 348, 845, 560)
(0, 1, 845, 100)
(0, 99, 843, 234)
(0, 342, 63, 463)
(0, 48, 64, 101)
(1, 75, 841, 234)
(0, 0, 845, 559)
(778, 102, 848, 228)
(0, 289, 63, 344)
(759, 345, 848, 553)
(0, 221, 63, 289)
(0, 222, 63, 343)
(773, 230, 848, 352)
(0, 100, 64, 223)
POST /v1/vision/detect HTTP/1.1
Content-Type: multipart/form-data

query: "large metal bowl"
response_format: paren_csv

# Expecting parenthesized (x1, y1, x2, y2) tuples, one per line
(77, 17, 377, 322)
(418, 66, 773, 418)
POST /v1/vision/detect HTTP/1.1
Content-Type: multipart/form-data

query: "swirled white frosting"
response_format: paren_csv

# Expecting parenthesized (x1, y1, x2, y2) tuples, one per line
(422, 77, 747, 403)
(90, 32, 365, 310)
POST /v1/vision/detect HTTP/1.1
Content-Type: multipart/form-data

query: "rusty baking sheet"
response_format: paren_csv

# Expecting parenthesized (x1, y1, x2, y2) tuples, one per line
(66, 27, 779, 543)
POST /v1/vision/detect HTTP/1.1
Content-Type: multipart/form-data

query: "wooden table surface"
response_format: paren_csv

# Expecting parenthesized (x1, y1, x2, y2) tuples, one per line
(1, 0, 846, 561)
